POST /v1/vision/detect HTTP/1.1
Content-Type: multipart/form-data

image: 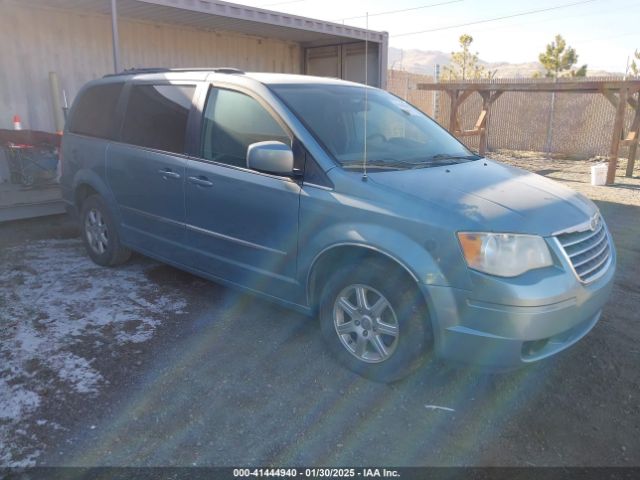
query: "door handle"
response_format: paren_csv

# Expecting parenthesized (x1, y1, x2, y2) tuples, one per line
(158, 168, 181, 180)
(188, 176, 213, 187)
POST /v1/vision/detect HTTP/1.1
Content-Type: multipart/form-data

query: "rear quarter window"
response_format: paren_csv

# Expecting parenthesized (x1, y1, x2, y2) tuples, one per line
(120, 84, 195, 154)
(68, 83, 124, 139)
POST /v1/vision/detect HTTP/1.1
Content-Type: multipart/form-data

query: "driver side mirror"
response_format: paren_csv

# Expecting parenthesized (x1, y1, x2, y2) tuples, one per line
(246, 141, 294, 176)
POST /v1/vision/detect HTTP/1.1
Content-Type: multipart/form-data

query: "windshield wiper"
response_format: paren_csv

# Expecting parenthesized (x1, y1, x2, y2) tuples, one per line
(392, 153, 482, 169)
(427, 153, 481, 162)
(340, 158, 422, 170)
(340, 154, 480, 171)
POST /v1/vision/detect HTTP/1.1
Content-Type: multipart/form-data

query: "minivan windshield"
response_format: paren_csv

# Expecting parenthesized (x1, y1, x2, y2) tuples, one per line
(270, 84, 479, 171)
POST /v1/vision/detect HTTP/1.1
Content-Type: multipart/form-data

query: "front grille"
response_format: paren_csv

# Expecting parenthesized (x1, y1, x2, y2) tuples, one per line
(556, 219, 611, 283)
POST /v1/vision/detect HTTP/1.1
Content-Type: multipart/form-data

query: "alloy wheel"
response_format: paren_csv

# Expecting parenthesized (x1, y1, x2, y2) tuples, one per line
(84, 208, 109, 255)
(333, 284, 399, 363)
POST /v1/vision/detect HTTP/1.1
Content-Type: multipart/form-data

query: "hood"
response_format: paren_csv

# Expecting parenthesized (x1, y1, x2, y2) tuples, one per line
(368, 159, 598, 236)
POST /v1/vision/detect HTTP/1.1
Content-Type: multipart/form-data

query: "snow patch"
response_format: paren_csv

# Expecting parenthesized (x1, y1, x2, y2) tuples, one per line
(0, 378, 40, 421)
(0, 238, 188, 466)
(49, 354, 102, 394)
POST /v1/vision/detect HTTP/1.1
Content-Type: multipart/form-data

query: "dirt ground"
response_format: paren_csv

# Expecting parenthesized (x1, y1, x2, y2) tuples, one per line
(0, 155, 638, 468)
(489, 150, 640, 207)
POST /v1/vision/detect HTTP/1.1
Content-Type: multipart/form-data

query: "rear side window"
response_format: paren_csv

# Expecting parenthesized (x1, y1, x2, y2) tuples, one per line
(68, 83, 124, 138)
(121, 85, 195, 154)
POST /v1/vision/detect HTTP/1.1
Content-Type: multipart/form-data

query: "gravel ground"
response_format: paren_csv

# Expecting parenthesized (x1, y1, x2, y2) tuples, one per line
(488, 150, 640, 207)
(0, 157, 638, 467)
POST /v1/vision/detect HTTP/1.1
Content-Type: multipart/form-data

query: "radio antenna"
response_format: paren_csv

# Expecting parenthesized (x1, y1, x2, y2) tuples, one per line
(362, 12, 369, 180)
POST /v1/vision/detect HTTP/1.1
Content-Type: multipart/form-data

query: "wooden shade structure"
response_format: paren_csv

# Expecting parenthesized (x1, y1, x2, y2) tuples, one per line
(417, 80, 640, 185)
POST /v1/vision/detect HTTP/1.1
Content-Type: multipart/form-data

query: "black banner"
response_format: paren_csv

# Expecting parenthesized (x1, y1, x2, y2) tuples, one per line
(1, 468, 639, 480)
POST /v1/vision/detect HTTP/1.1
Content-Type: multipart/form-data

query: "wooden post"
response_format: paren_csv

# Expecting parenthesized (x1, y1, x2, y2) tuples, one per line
(448, 90, 459, 133)
(477, 91, 503, 156)
(625, 92, 640, 177)
(626, 132, 639, 178)
(606, 87, 629, 185)
(478, 92, 490, 156)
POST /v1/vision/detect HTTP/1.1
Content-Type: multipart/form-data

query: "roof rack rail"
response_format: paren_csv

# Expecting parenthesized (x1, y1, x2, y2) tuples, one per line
(103, 67, 245, 78)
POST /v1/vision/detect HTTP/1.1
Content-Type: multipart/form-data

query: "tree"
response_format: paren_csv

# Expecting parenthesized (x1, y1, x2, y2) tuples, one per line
(570, 64, 588, 77)
(538, 34, 587, 79)
(443, 34, 485, 80)
(629, 49, 640, 77)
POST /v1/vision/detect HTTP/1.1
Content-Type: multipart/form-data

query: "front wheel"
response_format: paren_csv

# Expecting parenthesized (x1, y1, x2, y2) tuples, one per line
(319, 261, 433, 382)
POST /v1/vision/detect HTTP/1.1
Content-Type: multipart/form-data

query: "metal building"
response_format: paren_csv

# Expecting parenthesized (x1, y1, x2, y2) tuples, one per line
(0, 0, 387, 221)
(0, 0, 388, 133)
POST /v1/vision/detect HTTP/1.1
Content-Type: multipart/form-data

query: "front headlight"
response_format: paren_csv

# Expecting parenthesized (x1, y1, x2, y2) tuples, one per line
(457, 232, 553, 277)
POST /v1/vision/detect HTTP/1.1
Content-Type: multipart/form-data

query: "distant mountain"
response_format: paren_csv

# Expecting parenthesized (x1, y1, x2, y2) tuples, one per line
(388, 48, 451, 74)
(388, 46, 619, 78)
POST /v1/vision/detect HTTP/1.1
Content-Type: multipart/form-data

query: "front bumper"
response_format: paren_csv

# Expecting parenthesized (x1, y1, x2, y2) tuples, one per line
(420, 239, 616, 369)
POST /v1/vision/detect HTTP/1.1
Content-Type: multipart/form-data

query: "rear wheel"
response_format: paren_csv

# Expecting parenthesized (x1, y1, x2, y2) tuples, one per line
(319, 260, 432, 382)
(80, 194, 131, 267)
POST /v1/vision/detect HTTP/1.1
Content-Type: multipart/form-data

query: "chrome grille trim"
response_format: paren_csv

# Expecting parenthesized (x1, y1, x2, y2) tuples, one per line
(560, 225, 604, 248)
(555, 219, 612, 284)
(567, 228, 607, 257)
(579, 251, 610, 279)
(572, 241, 609, 269)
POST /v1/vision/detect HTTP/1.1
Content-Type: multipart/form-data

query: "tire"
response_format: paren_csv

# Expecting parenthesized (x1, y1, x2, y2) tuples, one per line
(80, 194, 131, 267)
(319, 260, 433, 382)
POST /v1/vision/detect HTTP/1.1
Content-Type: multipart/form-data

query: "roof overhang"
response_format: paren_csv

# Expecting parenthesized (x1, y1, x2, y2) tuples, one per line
(22, 0, 387, 47)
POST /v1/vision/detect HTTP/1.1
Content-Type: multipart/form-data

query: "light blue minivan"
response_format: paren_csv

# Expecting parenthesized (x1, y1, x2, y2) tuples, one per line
(61, 68, 615, 381)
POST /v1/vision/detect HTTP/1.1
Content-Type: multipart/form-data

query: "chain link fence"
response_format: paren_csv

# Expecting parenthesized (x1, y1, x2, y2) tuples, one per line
(387, 70, 636, 159)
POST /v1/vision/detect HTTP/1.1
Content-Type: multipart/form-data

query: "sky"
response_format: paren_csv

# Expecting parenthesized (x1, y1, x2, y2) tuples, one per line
(239, 0, 640, 72)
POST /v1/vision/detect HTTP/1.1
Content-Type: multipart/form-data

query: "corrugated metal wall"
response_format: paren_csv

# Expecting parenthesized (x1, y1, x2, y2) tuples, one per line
(0, 1, 302, 132)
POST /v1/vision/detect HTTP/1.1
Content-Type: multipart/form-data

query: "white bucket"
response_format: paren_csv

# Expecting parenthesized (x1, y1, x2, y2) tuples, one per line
(591, 163, 608, 186)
